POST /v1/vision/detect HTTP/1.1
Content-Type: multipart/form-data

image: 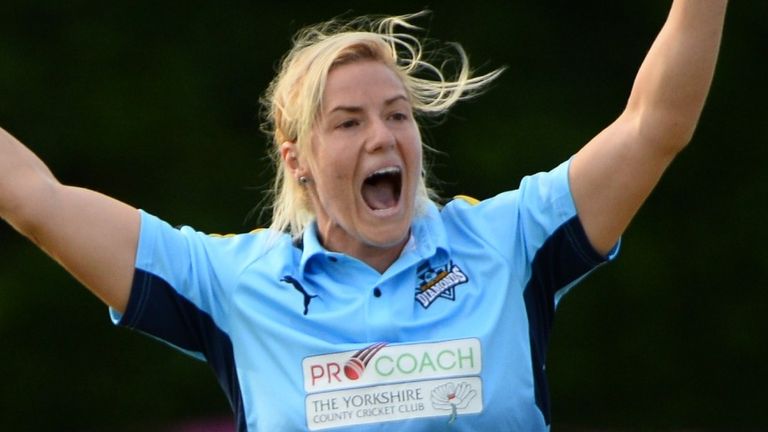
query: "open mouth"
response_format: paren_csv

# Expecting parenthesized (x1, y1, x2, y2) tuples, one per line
(361, 167, 402, 211)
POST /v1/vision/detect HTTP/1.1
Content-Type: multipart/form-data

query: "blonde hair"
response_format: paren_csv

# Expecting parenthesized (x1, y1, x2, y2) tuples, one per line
(261, 11, 504, 238)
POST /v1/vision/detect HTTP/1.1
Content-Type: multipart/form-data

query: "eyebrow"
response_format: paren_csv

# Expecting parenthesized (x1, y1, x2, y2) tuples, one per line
(327, 94, 409, 115)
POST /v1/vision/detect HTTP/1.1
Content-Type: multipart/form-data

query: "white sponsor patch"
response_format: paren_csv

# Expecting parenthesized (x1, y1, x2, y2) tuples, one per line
(302, 338, 483, 429)
(306, 377, 483, 430)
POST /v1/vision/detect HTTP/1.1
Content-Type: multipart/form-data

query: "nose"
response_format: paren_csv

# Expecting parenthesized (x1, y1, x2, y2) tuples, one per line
(365, 118, 396, 153)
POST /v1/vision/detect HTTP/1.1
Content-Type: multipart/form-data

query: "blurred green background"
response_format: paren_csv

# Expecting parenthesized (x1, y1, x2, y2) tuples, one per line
(1, 0, 765, 430)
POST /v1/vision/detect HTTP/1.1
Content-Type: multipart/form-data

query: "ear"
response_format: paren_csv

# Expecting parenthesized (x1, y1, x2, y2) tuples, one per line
(279, 141, 307, 179)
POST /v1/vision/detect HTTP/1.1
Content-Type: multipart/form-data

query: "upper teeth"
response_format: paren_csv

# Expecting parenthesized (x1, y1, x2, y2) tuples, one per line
(369, 167, 400, 178)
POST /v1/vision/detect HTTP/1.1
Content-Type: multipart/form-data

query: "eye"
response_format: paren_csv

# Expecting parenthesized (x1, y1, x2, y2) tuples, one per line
(389, 112, 409, 122)
(336, 119, 360, 129)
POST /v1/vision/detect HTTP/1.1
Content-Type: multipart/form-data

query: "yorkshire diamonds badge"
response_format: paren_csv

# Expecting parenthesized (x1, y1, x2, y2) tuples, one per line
(415, 261, 469, 309)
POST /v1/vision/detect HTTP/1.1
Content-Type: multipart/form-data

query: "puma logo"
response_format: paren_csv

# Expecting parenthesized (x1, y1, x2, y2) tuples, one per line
(280, 276, 318, 316)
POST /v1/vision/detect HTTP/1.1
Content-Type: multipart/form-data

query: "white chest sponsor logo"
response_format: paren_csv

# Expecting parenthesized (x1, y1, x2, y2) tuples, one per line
(302, 338, 483, 430)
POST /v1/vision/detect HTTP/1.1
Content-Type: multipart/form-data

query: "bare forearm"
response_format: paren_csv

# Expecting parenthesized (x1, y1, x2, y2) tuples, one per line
(626, 0, 728, 149)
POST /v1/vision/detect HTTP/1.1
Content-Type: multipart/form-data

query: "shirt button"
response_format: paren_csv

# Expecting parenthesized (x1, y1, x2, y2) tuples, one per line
(373, 287, 382, 298)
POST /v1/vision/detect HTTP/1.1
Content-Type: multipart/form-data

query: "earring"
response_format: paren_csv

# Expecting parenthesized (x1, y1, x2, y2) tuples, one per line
(299, 176, 310, 185)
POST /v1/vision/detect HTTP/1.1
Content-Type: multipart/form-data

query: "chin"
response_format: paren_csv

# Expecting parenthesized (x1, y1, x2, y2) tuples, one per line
(363, 225, 410, 249)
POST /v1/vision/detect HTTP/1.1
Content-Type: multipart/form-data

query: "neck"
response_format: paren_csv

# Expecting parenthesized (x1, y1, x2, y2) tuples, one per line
(353, 241, 407, 274)
(316, 222, 409, 274)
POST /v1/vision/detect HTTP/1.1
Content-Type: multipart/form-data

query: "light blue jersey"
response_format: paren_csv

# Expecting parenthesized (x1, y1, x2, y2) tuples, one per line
(111, 159, 617, 431)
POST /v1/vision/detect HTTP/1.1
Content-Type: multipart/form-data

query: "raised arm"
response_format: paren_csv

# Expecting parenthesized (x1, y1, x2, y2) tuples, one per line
(0, 127, 139, 312)
(569, 0, 728, 255)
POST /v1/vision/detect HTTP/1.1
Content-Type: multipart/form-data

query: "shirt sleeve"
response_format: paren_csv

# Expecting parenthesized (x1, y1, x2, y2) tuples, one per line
(109, 210, 254, 361)
(442, 159, 619, 302)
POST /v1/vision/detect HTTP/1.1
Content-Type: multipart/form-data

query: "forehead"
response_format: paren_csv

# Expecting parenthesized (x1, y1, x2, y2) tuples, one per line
(322, 61, 408, 110)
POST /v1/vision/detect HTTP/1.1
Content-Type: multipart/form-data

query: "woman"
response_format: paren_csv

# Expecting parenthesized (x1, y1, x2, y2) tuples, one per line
(0, 1, 727, 430)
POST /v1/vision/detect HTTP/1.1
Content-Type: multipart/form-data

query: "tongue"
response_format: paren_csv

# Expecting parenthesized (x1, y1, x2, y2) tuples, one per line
(362, 179, 397, 210)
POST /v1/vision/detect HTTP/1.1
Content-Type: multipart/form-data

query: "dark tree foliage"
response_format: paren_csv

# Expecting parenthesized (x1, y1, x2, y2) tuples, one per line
(1, 1, 765, 430)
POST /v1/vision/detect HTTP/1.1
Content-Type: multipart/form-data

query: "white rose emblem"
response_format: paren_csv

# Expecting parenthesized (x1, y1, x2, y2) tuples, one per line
(430, 381, 477, 423)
